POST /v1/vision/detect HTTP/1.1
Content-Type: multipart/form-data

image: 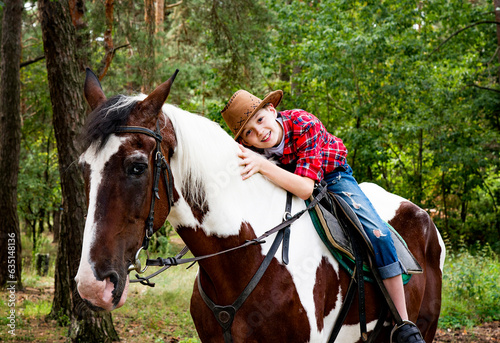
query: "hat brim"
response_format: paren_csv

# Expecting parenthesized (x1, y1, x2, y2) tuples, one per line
(234, 90, 283, 140)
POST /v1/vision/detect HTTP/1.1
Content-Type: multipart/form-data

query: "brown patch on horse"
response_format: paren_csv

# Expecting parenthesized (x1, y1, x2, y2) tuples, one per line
(313, 256, 338, 332)
(180, 222, 311, 342)
(390, 201, 443, 341)
(181, 173, 209, 223)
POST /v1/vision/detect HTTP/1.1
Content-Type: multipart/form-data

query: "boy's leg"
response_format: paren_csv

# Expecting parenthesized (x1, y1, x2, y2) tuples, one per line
(383, 275, 408, 320)
(324, 169, 404, 278)
(324, 168, 425, 342)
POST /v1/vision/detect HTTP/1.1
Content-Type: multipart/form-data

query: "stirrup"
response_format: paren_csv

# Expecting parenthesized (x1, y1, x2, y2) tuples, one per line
(390, 320, 425, 343)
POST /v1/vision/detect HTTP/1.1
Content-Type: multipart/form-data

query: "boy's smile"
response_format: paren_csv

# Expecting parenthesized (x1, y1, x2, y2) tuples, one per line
(240, 106, 283, 149)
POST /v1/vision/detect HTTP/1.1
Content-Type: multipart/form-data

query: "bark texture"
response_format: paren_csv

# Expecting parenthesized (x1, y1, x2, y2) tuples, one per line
(0, 0, 23, 289)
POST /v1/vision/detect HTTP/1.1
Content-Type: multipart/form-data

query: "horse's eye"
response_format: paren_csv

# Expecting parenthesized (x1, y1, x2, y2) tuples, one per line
(128, 163, 147, 176)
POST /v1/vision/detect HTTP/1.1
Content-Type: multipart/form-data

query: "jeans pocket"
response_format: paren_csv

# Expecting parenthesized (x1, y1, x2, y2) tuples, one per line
(325, 172, 342, 187)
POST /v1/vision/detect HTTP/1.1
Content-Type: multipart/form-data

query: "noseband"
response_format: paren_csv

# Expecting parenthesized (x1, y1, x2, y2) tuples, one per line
(113, 123, 174, 273)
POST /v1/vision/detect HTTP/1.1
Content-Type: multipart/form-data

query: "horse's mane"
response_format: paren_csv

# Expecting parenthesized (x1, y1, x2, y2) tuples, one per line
(81, 95, 139, 152)
(163, 103, 243, 209)
(82, 92, 250, 210)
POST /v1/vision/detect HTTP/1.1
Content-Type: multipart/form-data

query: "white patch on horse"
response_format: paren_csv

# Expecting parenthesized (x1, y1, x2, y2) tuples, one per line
(336, 319, 390, 342)
(359, 182, 406, 222)
(164, 103, 266, 237)
(75, 135, 126, 286)
(436, 225, 446, 271)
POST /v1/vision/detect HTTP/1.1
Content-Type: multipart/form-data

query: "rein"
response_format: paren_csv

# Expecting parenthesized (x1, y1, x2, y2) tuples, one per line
(146, 185, 327, 269)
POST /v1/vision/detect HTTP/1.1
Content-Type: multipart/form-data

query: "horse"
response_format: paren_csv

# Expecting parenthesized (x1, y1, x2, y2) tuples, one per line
(75, 69, 446, 343)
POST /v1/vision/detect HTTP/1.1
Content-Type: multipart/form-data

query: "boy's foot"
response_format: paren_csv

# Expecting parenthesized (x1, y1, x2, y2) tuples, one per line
(391, 321, 425, 343)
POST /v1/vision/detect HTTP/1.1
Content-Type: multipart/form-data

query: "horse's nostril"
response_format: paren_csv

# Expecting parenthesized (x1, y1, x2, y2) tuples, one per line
(108, 271, 119, 288)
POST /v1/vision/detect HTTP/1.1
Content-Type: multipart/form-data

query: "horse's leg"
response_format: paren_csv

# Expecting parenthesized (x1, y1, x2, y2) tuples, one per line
(416, 225, 444, 342)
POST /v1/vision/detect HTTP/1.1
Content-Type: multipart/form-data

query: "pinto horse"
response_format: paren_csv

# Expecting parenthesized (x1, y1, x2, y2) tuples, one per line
(75, 70, 445, 343)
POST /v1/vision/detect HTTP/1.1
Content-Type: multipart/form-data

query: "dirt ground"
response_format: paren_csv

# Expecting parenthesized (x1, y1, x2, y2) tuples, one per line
(434, 322, 500, 342)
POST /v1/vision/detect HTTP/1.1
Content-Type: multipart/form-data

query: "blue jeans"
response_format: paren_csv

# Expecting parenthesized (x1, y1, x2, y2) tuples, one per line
(324, 165, 405, 279)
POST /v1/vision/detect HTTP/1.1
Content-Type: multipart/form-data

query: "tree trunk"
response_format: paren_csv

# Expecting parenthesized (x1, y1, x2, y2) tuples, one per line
(494, 0, 500, 81)
(143, 0, 156, 92)
(38, 0, 119, 341)
(0, 0, 23, 289)
(156, 0, 165, 33)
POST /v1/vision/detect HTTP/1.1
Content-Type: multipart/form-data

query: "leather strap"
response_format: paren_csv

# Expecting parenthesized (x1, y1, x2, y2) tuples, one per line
(196, 191, 294, 343)
(114, 124, 175, 251)
(282, 192, 293, 265)
(328, 275, 357, 342)
(130, 246, 189, 286)
(368, 254, 404, 326)
(197, 223, 286, 343)
(146, 185, 327, 268)
(352, 229, 367, 340)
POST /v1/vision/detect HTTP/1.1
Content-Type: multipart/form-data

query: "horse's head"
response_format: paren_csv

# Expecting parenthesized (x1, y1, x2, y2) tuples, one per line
(74, 69, 178, 311)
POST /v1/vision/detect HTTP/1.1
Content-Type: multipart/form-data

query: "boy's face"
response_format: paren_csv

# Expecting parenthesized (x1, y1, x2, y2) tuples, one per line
(240, 106, 283, 149)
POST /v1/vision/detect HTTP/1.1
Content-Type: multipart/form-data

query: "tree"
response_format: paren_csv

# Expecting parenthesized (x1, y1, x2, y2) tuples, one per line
(38, 0, 119, 341)
(0, 0, 23, 289)
(266, 0, 499, 247)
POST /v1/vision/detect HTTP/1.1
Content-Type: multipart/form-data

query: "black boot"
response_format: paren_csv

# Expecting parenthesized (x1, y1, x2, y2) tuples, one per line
(391, 320, 426, 343)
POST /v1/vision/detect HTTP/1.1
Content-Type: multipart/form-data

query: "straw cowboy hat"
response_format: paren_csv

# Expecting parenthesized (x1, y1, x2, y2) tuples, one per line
(221, 89, 283, 140)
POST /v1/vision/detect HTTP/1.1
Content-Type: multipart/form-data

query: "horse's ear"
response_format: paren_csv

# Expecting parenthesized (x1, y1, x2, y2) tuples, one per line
(84, 68, 107, 111)
(139, 69, 179, 120)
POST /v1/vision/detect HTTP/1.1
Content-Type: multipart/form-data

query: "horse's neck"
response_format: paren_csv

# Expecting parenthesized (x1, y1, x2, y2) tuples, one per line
(164, 107, 294, 299)
(169, 172, 290, 301)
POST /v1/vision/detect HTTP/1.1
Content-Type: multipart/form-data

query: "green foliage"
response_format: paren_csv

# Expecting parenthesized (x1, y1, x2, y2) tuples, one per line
(439, 243, 500, 328)
(15, 0, 500, 267)
(264, 0, 499, 249)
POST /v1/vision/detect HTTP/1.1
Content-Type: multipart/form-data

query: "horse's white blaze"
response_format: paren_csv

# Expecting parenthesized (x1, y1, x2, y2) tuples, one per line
(75, 135, 128, 310)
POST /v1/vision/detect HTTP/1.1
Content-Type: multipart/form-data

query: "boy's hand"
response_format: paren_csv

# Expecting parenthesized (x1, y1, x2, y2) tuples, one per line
(238, 144, 268, 180)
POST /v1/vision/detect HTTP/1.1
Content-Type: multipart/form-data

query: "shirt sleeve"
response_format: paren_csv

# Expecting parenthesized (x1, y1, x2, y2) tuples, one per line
(293, 116, 324, 181)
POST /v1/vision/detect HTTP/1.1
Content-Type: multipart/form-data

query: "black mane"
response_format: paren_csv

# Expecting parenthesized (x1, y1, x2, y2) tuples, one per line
(81, 95, 139, 152)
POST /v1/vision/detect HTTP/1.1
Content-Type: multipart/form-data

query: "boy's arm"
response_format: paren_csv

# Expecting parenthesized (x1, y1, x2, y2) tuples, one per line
(238, 145, 315, 200)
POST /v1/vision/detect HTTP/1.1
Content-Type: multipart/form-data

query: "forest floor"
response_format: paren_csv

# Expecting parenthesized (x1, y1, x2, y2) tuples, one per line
(2, 285, 499, 342)
(434, 322, 500, 342)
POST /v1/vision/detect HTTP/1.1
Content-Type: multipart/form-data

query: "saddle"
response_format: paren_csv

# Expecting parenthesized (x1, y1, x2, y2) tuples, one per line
(308, 189, 423, 278)
(306, 184, 423, 342)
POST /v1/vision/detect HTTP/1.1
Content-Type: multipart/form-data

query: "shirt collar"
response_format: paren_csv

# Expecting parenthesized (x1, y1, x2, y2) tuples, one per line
(263, 116, 285, 158)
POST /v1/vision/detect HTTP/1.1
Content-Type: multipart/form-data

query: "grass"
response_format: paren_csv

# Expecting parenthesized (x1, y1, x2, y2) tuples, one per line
(2, 231, 500, 341)
(114, 261, 200, 342)
(438, 243, 500, 329)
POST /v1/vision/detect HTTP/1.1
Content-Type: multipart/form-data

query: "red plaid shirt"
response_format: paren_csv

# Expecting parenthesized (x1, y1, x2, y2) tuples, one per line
(278, 109, 348, 181)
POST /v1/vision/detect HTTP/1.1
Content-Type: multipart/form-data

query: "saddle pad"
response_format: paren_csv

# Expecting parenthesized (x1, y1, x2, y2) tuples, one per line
(307, 191, 423, 281)
(307, 202, 412, 285)
(327, 193, 422, 275)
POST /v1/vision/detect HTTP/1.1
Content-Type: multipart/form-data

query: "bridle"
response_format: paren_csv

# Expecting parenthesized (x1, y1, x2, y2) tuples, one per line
(113, 123, 175, 274)
(113, 121, 328, 284)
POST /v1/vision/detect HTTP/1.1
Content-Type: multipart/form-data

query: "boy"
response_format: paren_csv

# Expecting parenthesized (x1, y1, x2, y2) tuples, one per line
(221, 89, 425, 343)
